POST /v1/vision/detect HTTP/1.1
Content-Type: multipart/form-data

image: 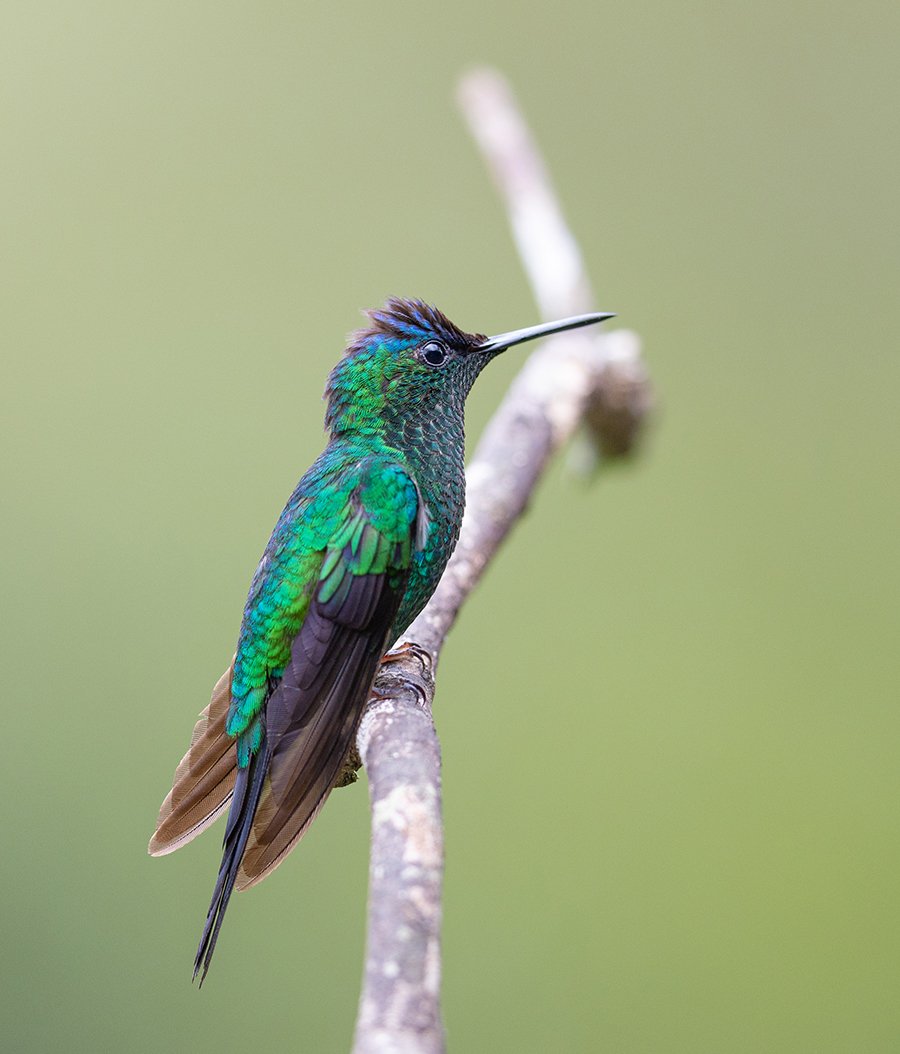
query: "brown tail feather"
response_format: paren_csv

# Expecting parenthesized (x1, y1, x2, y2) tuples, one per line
(149, 662, 238, 856)
(235, 765, 335, 891)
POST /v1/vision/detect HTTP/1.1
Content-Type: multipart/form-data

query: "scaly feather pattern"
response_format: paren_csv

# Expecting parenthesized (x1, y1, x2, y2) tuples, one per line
(239, 460, 419, 888)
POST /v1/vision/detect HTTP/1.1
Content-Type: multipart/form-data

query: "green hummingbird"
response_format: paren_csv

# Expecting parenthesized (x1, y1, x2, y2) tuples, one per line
(149, 297, 613, 982)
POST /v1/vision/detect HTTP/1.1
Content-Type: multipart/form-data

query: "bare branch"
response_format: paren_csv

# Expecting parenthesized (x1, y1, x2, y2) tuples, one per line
(352, 647, 443, 1054)
(351, 69, 653, 1054)
(457, 67, 597, 320)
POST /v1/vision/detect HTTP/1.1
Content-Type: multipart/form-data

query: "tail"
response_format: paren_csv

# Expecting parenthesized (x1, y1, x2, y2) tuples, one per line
(193, 734, 271, 985)
(149, 662, 238, 858)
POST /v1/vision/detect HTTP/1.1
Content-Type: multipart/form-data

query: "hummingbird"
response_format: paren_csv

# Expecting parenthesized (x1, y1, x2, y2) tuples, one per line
(149, 297, 613, 982)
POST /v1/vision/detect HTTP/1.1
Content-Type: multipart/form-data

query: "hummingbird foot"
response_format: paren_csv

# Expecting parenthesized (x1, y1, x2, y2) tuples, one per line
(380, 639, 433, 671)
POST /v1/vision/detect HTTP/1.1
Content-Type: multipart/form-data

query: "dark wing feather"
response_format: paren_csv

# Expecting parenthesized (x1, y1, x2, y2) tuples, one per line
(237, 544, 407, 889)
(149, 662, 238, 856)
(234, 469, 419, 890)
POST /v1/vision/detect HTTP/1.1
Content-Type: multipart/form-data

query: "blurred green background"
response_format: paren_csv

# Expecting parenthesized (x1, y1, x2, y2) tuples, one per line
(3, 1, 898, 1051)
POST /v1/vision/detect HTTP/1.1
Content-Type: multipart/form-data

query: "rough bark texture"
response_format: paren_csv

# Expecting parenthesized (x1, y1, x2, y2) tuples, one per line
(353, 648, 442, 1054)
(351, 68, 653, 1054)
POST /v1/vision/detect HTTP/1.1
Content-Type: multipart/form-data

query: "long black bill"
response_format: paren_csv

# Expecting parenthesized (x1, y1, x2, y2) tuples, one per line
(478, 311, 615, 354)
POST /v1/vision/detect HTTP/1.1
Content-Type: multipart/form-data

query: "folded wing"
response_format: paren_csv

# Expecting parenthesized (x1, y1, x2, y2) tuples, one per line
(237, 464, 420, 888)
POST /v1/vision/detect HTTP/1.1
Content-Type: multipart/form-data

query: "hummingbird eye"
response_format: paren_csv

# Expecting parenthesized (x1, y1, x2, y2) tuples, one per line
(420, 340, 449, 368)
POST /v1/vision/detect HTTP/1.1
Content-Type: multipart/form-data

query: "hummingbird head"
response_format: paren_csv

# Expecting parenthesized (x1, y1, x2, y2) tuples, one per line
(324, 297, 613, 438)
